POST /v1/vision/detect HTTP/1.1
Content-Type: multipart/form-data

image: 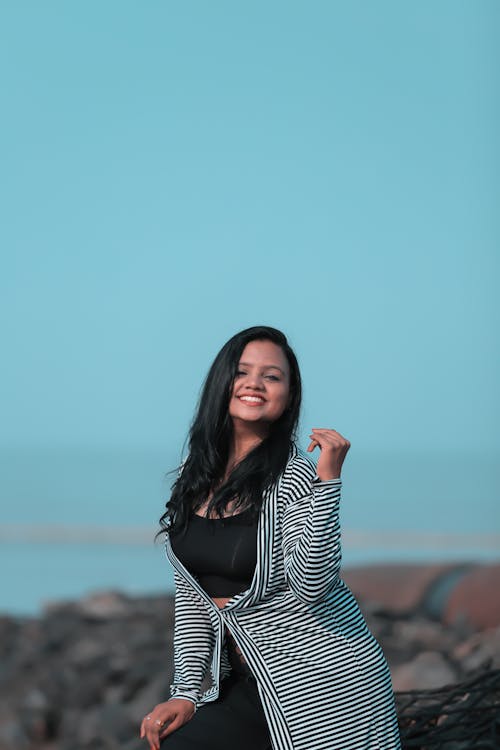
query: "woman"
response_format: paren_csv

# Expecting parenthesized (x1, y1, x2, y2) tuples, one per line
(140, 326, 401, 750)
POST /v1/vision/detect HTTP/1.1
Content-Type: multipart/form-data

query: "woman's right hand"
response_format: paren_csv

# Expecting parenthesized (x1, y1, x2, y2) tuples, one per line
(140, 698, 195, 749)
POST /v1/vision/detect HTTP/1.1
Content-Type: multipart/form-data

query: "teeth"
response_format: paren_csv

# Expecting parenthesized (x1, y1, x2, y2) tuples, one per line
(240, 396, 264, 403)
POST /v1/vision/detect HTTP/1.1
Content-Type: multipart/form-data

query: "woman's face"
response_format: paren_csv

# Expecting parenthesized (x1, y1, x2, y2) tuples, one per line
(229, 339, 291, 428)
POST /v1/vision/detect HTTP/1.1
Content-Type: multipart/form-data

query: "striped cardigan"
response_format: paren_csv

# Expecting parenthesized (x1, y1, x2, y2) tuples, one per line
(164, 443, 401, 750)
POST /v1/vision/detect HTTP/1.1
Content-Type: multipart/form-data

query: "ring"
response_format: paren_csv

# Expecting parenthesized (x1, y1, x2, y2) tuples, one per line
(145, 716, 152, 721)
(155, 720, 164, 727)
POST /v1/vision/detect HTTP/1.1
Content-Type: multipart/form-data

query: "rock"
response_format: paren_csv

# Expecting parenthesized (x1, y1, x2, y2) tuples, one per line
(121, 739, 144, 750)
(76, 591, 131, 620)
(120, 660, 159, 703)
(391, 617, 458, 652)
(344, 563, 500, 630)
(127, 673, 172, 723)
(0, 581, 497, 749)
(453, 626, 500, 672)
(391, 651, 458, 691)
(63, 669, 105, 710)
(19, 694, 59, 743)
(444, 564, 500, 630)
(41, 608, 81, 640)
(73, 703, 136, 747)
(343, 563, 461, 614)
(0, 719, 31, 750)
(66, 636, 108, 666)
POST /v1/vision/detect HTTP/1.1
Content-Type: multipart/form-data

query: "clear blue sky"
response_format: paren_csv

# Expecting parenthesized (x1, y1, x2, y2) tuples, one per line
(1, 0, 498, 461)
(0, 4, 499, 615)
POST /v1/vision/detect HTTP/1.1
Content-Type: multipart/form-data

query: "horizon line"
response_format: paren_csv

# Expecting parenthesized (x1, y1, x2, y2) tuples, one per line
(1, 523, 499, 550)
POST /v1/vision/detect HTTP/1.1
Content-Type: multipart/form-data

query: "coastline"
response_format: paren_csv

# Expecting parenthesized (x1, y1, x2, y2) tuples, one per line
(2, 529, 499, 618)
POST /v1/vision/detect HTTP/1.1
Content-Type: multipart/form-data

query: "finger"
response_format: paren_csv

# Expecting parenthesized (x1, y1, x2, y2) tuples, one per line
(311, 428, 341, 440)
(141, 717, 156, 741)
(310, 430, 343, 446)
(145, 724, 163, 750)
(145, 729, 160, 750)
(161, 716, 183, 738)
(141, 712, 156, 738)
(309, 433, 332, 448)
(307, 440, 319, 452)
(311, 428, 344, 439)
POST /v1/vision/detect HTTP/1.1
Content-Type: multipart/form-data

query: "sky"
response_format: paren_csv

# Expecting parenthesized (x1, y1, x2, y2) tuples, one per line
(0, 2, 499, 613)
(1, 1, 498, 481)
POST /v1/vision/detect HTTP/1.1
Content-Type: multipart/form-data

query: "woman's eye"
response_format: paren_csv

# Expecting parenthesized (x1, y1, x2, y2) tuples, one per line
(235, 370, 279, 381)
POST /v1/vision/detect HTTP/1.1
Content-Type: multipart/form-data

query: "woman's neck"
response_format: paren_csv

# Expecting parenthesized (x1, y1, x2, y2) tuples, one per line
(228, 421, 268, 468)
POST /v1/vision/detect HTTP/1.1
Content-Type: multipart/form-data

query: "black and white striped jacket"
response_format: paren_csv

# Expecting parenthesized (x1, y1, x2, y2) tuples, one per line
(164, 442, 401, 750)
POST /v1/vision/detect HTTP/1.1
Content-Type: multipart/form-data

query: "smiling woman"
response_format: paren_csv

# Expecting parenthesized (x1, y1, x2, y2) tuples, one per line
(140, 326, 401, 750)
(229, 340, 291, 431)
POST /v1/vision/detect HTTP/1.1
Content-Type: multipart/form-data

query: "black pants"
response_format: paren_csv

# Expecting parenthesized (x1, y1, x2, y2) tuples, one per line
(162, 633, 271, 749)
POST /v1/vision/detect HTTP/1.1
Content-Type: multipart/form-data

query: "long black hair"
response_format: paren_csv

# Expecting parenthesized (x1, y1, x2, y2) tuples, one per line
(158, 326, 302, 536)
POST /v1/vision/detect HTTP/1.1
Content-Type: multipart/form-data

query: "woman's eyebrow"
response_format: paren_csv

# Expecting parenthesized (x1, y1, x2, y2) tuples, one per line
(238, 361, 286, 375)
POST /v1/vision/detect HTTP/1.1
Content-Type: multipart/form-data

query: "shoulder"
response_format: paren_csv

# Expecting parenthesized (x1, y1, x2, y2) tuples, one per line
(279, 442, 317, 501)
(285, 442, 317, 479)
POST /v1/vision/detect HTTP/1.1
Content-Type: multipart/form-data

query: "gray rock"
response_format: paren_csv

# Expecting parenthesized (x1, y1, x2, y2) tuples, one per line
(74, 703, 136, 747)
(453, 626, 500, 672)
(67, 636, 108, 666)
(127, 673, 171, 723)
(0, 587, 496, 749)
(0, 718, 31, 750)
(391, 650, 458, 691)
(76, 591, 131, 620)
(392, 617, 457, 651)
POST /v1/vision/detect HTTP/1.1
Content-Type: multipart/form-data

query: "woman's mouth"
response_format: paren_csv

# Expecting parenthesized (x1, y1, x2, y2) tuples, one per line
(238, 395, 266, 405)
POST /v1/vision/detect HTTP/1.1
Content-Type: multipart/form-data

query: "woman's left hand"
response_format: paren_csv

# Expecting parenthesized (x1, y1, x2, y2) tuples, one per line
(307, 428, 351, 480)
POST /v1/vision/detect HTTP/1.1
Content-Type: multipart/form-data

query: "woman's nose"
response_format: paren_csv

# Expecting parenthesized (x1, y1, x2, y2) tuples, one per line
(245, 372, 264, 388)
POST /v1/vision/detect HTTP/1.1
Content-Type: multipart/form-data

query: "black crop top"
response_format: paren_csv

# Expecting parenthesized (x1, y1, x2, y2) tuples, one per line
(169, 506, 258, 597)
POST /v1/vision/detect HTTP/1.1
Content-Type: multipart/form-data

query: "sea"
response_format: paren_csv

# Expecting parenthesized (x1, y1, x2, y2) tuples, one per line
(1, 445, 498, 616)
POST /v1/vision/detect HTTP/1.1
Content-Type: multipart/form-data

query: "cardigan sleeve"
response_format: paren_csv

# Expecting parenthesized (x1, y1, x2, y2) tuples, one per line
(281, 454, 343, 604)
(169, 569, 216, 708)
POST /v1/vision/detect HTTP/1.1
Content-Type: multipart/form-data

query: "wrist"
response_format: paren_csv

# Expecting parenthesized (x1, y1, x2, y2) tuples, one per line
(313, 473, 341, 483)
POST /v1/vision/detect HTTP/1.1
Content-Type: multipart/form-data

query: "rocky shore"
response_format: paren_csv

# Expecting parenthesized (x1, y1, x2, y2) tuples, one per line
(1, 568, 499, 750)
